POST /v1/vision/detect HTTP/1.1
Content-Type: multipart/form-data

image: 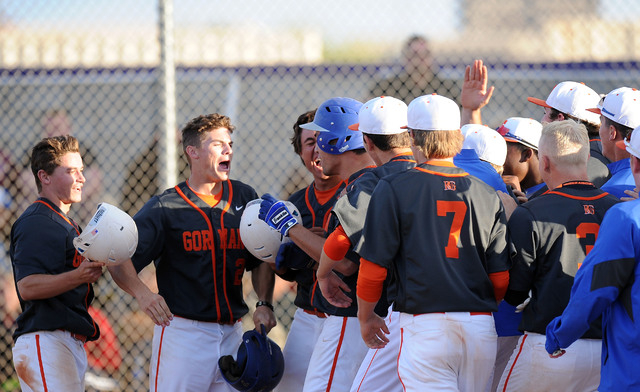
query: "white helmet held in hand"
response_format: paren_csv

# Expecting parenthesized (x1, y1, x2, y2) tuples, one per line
(73, 202, 138, 264)
(239, 199, 300, 264)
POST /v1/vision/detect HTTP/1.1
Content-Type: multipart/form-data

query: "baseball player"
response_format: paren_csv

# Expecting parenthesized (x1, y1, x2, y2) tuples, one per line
(527, 81, 610, 187)
(545, 125, 640, 392)
(590, 87, 640, 199)
(259, 97, 378, 392)
(108, 113, 276, 392)
(498, 120, 619, 391)
(498, 117, 545, 200)
(313, 96, 416, 392)
(274, 110, 346, 392)
(10, 135, 106, 391)
(356, 94, 510, 392)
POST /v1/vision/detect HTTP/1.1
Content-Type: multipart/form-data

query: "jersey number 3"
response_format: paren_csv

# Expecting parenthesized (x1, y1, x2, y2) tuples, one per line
(437, 200, 467, 259)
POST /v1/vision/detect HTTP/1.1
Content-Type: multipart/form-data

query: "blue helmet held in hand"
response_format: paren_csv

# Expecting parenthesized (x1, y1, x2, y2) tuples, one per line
(218, 324, 285, 392)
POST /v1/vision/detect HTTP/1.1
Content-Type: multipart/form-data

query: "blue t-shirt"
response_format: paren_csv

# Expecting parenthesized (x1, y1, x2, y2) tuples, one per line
(454, 149, 508, 193)
(601, 158, 634, 199)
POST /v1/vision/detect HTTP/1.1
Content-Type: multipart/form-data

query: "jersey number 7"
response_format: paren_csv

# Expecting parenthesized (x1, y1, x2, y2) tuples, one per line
(437, 200, 467, 259)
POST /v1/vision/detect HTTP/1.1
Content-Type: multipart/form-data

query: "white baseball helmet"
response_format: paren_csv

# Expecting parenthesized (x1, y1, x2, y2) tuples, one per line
(73, 202, 138, 264)
(239, 199, 300, 264)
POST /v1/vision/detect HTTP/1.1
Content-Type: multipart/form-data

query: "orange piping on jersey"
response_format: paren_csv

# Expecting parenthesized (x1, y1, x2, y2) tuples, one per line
(35, 200, 98, 339)
(315, 181, 343, 205)
(35, 334, 49, 391)
(397, 328, 406, 390)
(354, 349, 380, 391)
(545, 191, 610, 201)
(415, 164, 469, 177)
(502, 333, 527, 391)
(305, 186, 317, 225)
(154, 326, 166, 392)
(326, 317, 349, 391)
(357, 258, 387, 303)
(175, 185, 221, 320)
(220, 180, 234, 320)
(323, 225, 352, 262)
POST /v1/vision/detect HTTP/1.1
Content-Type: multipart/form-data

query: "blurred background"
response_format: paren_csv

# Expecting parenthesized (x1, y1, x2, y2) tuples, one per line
(1, 0, 640, 390)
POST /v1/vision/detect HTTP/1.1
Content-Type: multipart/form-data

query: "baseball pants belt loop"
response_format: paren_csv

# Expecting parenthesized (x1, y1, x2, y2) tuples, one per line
(218, 319, 241, 326)
(58, 329, 87, 343)
(303, 309, 328, 318)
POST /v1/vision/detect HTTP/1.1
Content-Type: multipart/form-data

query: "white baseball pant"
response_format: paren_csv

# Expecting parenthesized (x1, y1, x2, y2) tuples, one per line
(12, 330, 88, 392)
(350, 305, 403, 392)
(275, 308, 327, 392)
(150, 316, 243, 392)
(303, 315, 369, 392)
(398, 312, 497, 392)
(497, 332, 600, 392)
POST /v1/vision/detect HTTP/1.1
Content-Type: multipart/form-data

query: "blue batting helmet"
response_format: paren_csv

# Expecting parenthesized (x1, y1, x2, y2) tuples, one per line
(218, 325, 285, 392)
(300, 97, 364, 154)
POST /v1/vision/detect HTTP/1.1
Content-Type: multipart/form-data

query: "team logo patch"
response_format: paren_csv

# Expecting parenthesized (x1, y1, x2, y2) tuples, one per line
(583, 205, 595, 215)
(443, 181, 456, 191)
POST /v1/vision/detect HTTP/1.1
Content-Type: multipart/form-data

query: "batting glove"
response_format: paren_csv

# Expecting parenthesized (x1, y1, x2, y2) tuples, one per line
(259, 193, 298, 236)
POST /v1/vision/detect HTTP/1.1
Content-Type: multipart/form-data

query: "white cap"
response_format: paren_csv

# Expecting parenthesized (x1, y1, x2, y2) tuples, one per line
(618, 125, 640, 159)
(348, 96, 408, 135)
(405, 94, 460, 131)
(497, 117, 543, 150)
(586, 87, 640, 129)
(461, 124, 507, 166)
(527, 81, 601, 125)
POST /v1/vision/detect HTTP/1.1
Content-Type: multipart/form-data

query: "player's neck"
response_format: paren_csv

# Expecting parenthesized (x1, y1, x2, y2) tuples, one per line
(314, 175, 342, 191)
(38, 190, 71, 214)
(378, 148, 413, 165)
(342, 152, 375, 180)
(545, 169, 589, 191)
(187, 177, 223, 196)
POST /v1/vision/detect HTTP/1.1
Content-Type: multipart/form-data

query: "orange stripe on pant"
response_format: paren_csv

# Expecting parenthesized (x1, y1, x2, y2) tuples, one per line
(325, 317, 348, 391)
(501, 333, 528, 392)
(35, 334, 49, 392)
(154, 326, 166, 391)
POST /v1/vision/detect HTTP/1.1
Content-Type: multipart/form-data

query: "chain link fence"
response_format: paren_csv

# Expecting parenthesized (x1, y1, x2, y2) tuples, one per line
(1, 0, 640, 390)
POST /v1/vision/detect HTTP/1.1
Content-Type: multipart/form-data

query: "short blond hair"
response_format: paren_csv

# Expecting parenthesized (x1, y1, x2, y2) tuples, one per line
(539, 120, 589, 168)
(411, 129, 463, 159)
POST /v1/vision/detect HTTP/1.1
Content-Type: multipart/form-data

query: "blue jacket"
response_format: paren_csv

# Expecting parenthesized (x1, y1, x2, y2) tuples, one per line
(546, 199, 640, 392)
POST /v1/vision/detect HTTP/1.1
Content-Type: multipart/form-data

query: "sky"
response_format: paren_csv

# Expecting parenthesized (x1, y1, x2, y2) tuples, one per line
(3, 0, 640, 45)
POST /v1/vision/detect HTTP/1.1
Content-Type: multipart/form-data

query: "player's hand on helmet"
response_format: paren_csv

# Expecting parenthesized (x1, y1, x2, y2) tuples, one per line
(317, 271, 352, 308)
(76, 259, 106, 284)
(258, 194, 299, 236)
(358, 313, 389, 349)
(137, 291, 173, 327)
(253, 304, 277, 333)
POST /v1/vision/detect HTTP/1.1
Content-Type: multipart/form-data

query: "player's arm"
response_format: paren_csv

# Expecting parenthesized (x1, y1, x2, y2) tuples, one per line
(356, 258, 389, 349)
(107, 260, 173, 327)
(460, 59, 494, 126)
(17, 259, 105, 301)
(503, 206, 537, 306)
(251, 261, 277, 332)
(316, 224, 357, 307)
(546, 206, 635, 356)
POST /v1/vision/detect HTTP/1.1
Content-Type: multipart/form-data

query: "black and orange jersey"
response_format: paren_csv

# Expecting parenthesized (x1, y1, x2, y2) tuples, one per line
(10, 198, 99, 341)
(359, 161, 510, 315)
(505, 181, 619, 337)
(132, 180, 260, 323)
(284, 180, 345, 312)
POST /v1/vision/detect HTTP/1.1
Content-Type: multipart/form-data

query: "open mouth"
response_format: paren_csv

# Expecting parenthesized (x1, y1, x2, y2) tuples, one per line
(219, 160, 230, 171)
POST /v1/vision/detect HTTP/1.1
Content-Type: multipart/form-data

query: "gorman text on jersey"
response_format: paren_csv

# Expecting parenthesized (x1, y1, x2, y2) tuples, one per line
(182, 228, 245, 251)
